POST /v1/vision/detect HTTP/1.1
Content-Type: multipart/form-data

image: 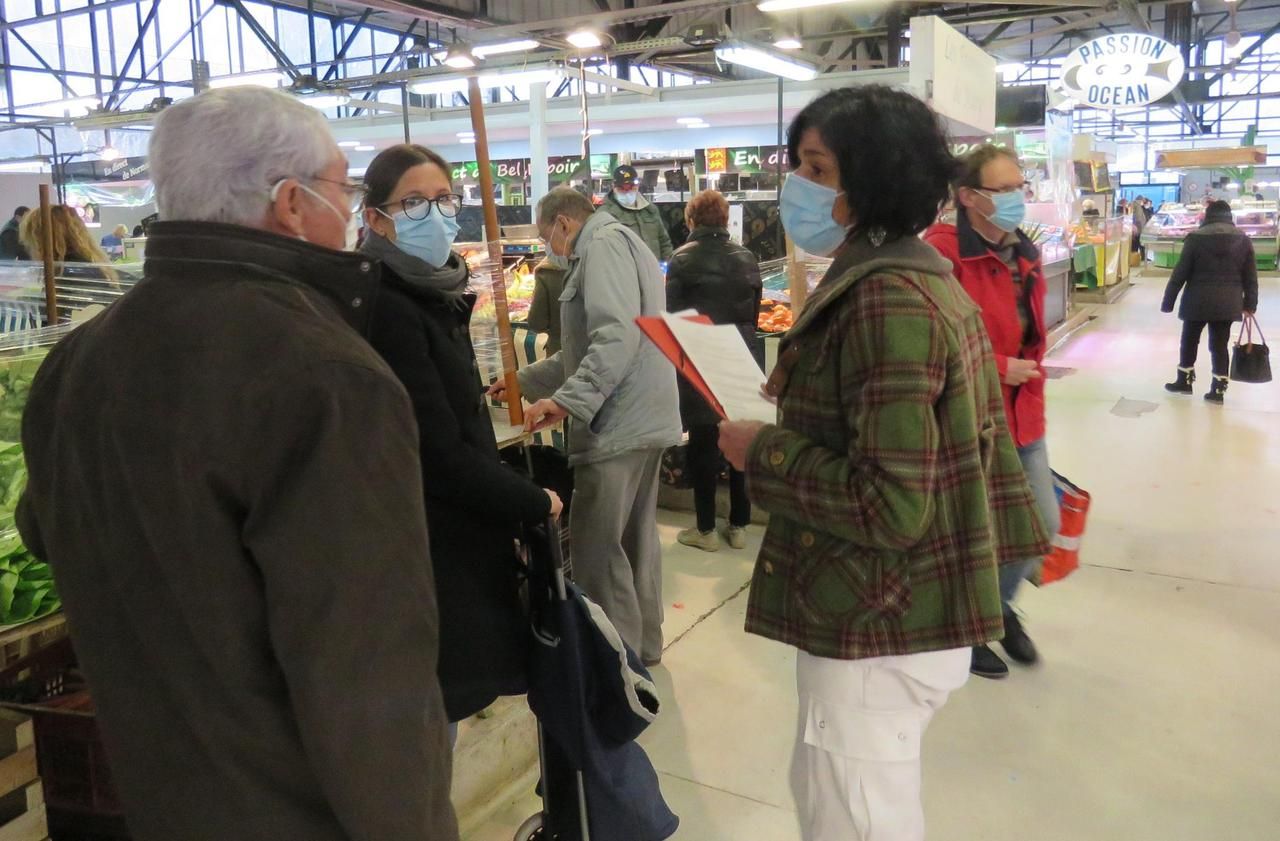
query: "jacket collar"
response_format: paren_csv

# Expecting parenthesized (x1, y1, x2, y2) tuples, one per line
(788, 232, 953, 340)
(570, 210, 617, 260)
(144, 221, 381, 335)
(688, 226, 730, 243)
(956, 207, 1039, 264)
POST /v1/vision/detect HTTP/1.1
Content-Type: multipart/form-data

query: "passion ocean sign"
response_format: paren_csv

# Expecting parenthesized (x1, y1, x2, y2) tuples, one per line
(1058, 34, 1186, 109)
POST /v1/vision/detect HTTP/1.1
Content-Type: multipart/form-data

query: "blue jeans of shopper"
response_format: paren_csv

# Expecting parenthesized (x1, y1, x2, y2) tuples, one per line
(999, 437, 1060, 612)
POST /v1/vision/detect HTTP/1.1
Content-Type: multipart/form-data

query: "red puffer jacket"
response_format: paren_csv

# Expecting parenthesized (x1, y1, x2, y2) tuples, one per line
(924, 212, 1047, 448)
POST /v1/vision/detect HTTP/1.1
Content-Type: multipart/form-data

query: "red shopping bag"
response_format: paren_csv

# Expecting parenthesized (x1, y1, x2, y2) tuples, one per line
(1040, 472, 1090, 584)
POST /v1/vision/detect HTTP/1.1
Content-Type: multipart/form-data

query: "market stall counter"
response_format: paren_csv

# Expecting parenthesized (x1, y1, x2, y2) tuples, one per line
(1142, 200, 1280, 270)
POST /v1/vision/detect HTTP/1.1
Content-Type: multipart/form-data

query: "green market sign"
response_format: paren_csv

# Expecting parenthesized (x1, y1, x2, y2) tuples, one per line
(1058, 34, 1186, 109)
(697, 146, 790, 175)
(450, 154, 616, 186)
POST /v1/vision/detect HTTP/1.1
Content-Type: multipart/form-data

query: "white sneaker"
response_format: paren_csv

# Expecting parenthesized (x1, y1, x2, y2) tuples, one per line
(723, 526, 747, 549)
(677, 527, 720, 552)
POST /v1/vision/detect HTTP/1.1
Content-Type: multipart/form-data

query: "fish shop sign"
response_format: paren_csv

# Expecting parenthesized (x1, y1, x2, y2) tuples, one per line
(1058, 34, 1186, 109)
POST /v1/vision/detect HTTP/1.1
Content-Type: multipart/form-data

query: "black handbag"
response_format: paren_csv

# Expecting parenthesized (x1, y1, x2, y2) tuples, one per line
(1230, 315, 1272, 384)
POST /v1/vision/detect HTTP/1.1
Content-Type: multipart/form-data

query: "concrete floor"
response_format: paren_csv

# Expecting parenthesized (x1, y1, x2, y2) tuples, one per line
(468, 269, 1280, 841)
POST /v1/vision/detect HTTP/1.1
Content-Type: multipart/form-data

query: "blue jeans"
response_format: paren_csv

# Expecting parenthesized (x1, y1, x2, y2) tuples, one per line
(999, 437, 1060, 612)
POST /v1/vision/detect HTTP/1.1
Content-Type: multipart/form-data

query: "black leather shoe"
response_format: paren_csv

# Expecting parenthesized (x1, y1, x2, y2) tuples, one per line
(970, 645, 1009, 679)
(1000, 612, 1039, 665)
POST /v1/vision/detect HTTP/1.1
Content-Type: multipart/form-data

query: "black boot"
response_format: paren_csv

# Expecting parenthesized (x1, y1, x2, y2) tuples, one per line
(970, 645, 1009, 680)
(1164, 367, 1195, 394)
(1205, 375, 1229, 404)
(1000, 611, 1039, 665)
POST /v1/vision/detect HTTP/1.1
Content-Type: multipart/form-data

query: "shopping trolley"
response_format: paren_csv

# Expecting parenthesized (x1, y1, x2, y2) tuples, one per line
(514, 520, 678, 841)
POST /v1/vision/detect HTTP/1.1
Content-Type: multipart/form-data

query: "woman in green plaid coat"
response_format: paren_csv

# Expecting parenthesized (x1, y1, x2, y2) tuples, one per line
(719, 86, 1049, 841)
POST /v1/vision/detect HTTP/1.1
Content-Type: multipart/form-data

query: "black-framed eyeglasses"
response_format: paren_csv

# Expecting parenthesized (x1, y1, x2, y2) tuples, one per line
(310, 177, 369, 212)
(377, 193, 465, 220)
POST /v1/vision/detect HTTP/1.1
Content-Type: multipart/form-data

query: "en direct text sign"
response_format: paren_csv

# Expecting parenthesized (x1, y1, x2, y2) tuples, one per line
(1058, 34, 1186, 110)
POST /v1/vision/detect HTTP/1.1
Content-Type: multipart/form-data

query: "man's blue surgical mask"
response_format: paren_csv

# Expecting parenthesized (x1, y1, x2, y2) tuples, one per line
(543, 219, 571, 270)
(980, 189, 1027, 233)
(615, 190, 639, 208)
(779, 173, 850, 257)
(379, 205, 460, 268)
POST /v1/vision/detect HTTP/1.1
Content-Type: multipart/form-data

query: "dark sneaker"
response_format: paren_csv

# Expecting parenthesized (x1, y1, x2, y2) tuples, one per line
(971, 644, 1009, 680)
(1000, 611, 1039, 665)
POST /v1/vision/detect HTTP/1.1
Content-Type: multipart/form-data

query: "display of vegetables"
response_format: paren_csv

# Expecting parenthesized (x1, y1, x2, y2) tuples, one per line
(0, 350, 47, 442)
(0, 442, 59, 625)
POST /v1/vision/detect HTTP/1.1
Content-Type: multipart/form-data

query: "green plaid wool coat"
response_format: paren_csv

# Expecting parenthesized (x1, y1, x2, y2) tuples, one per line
(745, 233, 1050, 661)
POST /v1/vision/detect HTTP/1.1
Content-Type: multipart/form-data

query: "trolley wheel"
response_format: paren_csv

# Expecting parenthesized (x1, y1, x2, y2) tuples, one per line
(513, 813, 544, 841)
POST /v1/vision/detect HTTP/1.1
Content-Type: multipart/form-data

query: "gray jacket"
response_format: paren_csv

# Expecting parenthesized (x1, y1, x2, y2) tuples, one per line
(519, 211, 681, 465)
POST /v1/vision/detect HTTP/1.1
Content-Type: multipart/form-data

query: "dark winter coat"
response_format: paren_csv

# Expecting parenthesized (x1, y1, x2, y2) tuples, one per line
(366, 261, 552, 723)
(665, 226, 764, 426)
(16, 221, 458, 841)
(1162, 208, 1259, 323)
(0, 217, 27, 260)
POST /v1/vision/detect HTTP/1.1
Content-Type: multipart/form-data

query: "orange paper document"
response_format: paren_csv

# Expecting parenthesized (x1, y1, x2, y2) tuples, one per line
(637, 311, 777, 424)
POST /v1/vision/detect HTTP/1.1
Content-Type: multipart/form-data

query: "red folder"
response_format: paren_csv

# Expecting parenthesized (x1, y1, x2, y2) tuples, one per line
(637, 314, 727, 420)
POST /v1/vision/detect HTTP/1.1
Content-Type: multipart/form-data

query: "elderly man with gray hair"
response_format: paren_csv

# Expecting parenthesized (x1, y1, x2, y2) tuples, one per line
(16, 86, 458, 841)
(491, 186, 681, 666)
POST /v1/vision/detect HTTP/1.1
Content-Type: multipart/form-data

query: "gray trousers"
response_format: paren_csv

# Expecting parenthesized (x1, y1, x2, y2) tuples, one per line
(569, 447, 665, 662)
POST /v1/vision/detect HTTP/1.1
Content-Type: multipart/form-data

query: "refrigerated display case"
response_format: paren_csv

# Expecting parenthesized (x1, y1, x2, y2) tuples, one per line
(1231, 201, 1279, 270)
(1140, 200, 1278, 270)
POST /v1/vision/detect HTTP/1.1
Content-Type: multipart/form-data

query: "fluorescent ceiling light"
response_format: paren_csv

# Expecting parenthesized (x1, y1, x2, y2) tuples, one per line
(582, 128, 604, 136)
(99, 146, 121, 161)
(457, 131, 476, 138)
(774, 37, 803, 50)
(353, 145, 376, 152)
(567, 30, 604, 49)
(411, 77, 469, 97)
(715, 42, 817, 81)
(338, 140, 362, 148)
(299, 90, 351, 109)
(758, 0, 852, 11)
(685, 121, 710, 129)
(480, 68, 560, 90)
(411, 67, 559, 97)
(1225, 183, 1240, 189)
(676, 117, 705, 124)
(472, 39, 540, 58)
(208, 71, 288, 89)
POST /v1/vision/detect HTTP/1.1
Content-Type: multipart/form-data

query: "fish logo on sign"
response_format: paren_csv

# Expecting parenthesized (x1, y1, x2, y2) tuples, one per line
(1058, 34, 1186, 110)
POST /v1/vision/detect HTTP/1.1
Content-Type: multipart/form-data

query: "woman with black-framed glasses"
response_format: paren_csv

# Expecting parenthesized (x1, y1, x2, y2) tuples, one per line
(359, 144, 562, 740)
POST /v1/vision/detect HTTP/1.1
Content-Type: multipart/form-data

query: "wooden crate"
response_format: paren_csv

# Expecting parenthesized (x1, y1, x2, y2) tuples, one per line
(0, 710, 48, 841)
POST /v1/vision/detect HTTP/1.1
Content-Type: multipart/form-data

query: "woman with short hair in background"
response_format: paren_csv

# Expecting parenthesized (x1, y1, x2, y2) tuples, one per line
(665, 189, 762, 552)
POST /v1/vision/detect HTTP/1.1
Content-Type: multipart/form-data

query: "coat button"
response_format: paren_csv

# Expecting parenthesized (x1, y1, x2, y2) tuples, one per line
(351, 297, 363, 308)
(763, 561, 774, 575)
(359, 261, 371, 273)
(800, 532, 815, 548)
(818, 720, 826, 729)
(769, 450, 785, 466)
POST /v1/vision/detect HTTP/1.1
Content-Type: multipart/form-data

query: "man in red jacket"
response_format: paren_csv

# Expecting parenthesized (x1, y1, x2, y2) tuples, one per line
(924, 145, 1060, 681)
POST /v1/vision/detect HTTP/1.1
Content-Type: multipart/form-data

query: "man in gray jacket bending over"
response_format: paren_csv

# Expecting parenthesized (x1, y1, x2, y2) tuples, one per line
(493, 186, 680, 666)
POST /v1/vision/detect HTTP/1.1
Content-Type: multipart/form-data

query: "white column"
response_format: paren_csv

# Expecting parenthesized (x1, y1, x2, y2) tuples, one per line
(529, 81, 550, 207)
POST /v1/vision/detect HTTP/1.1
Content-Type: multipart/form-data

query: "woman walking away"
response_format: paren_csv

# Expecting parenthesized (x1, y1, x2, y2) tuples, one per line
(1162, 199, 1258, 404)
(925, 145, 1060, 681)
(717, 85, 1048, 841)
(360, 144, 564, 733)
(666, 189, 763, 552)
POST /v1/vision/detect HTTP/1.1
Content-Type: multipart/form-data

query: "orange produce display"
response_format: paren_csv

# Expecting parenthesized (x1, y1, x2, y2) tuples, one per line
(758, 302, 794, 333)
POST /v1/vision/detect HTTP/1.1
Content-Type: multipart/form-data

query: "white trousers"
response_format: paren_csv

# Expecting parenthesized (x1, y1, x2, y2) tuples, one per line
(791, 647, 971, 841)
